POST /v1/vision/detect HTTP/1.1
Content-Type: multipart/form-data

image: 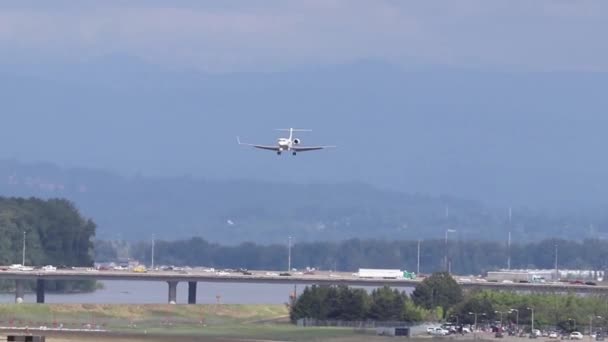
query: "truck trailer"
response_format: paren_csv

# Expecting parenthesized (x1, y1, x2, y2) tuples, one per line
(358, 269, 416, 279)
(487, 271, 545, 283)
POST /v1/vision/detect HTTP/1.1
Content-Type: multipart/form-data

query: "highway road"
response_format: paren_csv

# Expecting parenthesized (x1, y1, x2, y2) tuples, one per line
(0, 268, 606, 292)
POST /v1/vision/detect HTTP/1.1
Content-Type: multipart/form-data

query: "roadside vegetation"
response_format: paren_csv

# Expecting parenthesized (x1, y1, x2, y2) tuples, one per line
(0, 197, 97, 293)
(291, 272, 608, 333)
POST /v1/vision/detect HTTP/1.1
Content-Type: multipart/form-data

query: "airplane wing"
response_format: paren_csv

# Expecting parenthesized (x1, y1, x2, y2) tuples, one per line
(291, 145, 336, 152)
(237, 137, 281, 151)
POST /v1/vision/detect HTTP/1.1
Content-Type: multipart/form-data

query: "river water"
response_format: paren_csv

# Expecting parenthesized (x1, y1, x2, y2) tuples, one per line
(0, 281, 413, 304)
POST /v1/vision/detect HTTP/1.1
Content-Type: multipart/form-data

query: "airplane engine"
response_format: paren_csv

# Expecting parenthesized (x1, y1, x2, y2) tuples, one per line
(293, 138, 301, 145)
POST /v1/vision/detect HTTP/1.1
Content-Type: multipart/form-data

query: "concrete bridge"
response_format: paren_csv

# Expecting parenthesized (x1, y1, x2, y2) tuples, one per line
(0, 269, 605, 304)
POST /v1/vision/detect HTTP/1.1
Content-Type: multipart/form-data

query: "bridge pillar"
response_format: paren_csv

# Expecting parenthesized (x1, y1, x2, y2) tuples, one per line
(167, 281, 178, 304)
(36, 279, 45, 303)
(188, 281, 197, 304)
(15, 279, 25, 303)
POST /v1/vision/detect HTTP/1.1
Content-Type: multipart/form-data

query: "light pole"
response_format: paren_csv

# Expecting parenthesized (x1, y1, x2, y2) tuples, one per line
(495, 311, 506, 327)
(417, 239, 421, 274)
(151, 234, 155, 270)
(590, 316, 602, 338)
(287, 236, 292, 272)
(507, 231, 511, 270)
(528, 307, 535, 334)
(568, 318, 577, 332)
(22, 231, 26, 266)
(445, 229, 456, 272)
(510, 308, 519, 331)
(469, 312, 486, 332)
(555, 242, 559, 280)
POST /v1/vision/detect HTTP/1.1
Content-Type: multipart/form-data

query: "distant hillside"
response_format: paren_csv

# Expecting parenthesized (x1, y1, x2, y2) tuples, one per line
(0, 159, 604, 243)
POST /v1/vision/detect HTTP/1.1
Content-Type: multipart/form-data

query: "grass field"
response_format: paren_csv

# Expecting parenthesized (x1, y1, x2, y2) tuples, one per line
(0, 304, 368, 341)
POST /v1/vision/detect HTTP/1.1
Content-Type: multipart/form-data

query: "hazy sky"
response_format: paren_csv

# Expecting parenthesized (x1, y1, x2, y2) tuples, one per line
(1, 1, 608, 209)
(1, 1, 607, 72)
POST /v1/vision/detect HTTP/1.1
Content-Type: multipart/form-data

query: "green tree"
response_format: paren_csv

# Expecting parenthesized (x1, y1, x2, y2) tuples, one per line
(368, 286, 406, 321)
(412, 272, 463, 318)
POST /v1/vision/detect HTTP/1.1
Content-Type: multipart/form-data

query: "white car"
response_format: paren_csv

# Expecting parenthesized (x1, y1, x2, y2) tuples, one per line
(431, 328, 449, 336)
(570, 332, 583, 340)
(549, 331, 558, 339)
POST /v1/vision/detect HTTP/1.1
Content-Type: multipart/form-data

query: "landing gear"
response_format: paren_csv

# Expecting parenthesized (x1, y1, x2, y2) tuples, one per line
(292, 152, 297, 156)
(277, 151, 282, 155)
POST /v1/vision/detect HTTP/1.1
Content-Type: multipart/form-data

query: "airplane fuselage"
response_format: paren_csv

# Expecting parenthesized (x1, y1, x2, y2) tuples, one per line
(277, 138, 292, 151)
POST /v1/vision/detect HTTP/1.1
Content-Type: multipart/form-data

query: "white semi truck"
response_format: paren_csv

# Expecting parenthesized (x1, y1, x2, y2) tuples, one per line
(358, 268, 416, 279)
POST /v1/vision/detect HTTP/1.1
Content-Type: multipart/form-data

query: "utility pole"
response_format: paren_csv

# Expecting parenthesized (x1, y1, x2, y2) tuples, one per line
(288, 236, 292, 272)
(21, 230, 25, 266)
(590, 316, 602, 338)
(22, 231, 26, 266)
(417, 239, 421, 274)
(554, 241, 559, 280)
(507, 231, 511, 270)
(509, 309, 519, 331)
(445, 229, 456, 272)
(469, 312, 485, 333)
(528, 307, 535, 334)
(507, 208, 512, 270)
(151, 234, 155, 270)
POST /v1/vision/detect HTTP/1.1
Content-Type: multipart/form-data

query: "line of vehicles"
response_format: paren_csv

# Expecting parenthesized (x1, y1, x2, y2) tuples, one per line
(0, 264, 56, 272)
(426, 325, 593, 340)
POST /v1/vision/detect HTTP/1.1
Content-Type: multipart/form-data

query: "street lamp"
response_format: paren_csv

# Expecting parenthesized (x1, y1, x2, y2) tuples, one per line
(151, 234, 155, 270)
(590, 316, 602, 338)
(528, 307, 535, 334)
(569, 318, 577, 332)
(287, 236, 292, 272)
(509, 309, 520, 331)
(22, 231, 26, 266)
(495, 311, 506, 327)
(445, 229, 456, 272)
(417, 239, 421, 274)
(469, 312, 486, 332)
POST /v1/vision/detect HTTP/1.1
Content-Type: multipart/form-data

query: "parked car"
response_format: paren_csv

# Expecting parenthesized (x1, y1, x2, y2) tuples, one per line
(570, 332, 584, 340)
(549, 331, 559, 339)
(431, 328, 449, 336)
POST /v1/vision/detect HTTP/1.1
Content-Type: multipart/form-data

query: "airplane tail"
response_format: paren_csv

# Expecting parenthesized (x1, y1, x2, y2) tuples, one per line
(275, 128, 312, 140)
(275, 128, 313, 132)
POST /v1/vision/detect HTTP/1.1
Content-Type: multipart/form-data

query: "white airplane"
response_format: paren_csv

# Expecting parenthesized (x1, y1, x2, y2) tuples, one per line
(237, 128, 335, 155)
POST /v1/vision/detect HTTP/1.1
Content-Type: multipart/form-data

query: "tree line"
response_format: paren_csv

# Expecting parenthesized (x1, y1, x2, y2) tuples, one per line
(292, 272, 608, 332)
(106, 237, 608, 275)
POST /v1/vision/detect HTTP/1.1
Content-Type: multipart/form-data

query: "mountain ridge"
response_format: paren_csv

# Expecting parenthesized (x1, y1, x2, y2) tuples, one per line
(0, 158, 603, 244)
